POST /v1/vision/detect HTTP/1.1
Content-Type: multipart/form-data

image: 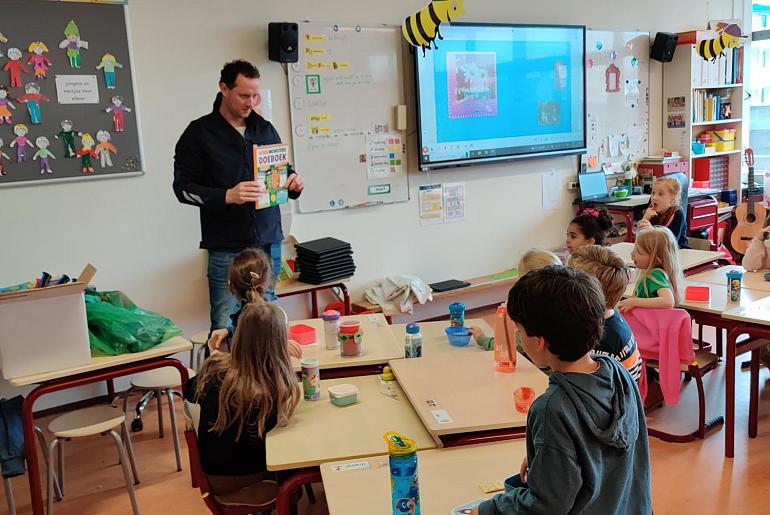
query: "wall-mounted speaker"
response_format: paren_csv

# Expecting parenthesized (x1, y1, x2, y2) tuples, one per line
(268, 22, 298, 63)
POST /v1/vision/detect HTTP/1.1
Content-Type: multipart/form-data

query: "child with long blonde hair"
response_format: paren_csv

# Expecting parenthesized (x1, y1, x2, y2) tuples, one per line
(185, 302, 301, 498)
(618, 227, 683, 312)
(208, 248, 301, 358)
(637, 176, 688, 248)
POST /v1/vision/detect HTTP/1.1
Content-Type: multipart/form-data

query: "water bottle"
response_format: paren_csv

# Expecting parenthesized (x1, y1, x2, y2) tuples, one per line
(494, 303, 516, 372)
(404, 323, 422, 358)
(384, 432, 420, 515)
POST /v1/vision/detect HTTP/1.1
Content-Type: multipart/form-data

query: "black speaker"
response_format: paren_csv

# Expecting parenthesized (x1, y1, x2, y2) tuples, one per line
(650, 32, 678, 62)
(268, 22, 298, 63)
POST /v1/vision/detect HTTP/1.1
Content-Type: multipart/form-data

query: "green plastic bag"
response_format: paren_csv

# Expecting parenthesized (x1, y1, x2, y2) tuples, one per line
(85, 290, 182, 356)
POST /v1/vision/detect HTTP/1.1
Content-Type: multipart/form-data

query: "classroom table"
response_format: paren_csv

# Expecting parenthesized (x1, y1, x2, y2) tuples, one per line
(289, 314, 403, 377)
(687, 265, 770, 292)
(321, 440, 527, 515)
(721, 297, 770, 457)
(276, 277, 351, 318)
(389, 350, 549, 447)
(265, 375, 435, 515)
(610, 242, 723, 271)
(10, 336, 192, 515)
(390, 319, 494, 356)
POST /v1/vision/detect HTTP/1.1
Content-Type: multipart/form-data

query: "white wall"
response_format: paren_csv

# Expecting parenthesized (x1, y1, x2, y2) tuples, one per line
(0, 0, 739, 408)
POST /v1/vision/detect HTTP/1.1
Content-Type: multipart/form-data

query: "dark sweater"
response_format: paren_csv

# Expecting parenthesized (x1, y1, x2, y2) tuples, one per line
(650, 206, 688, 249)
(479, 357, 651, 515)
(173, 93, 300, 251)
(184, 375, 277, 476)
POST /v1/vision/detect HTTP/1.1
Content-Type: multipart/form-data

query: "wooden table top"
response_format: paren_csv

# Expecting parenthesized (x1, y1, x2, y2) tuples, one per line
(610, 242, 723, 270)
(686, 265, 770, 292)
(289, 314, 403, 372)
(389, 351, 549, 436)
(8, 336, 192, 387)
(321, 440, 527, 515)
(265, 375, 435, 471)
(722, 295, 770, 327)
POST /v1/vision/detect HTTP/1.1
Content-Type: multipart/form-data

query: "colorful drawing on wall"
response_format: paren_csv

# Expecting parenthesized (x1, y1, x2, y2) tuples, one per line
(17, 83, 50, 124)
(4, 48, 28, 88)
(10, 123, 33, 162)
(55, 119, 77, 158)
(27, 42, 52, 79)
(106, 95, 131, 131)
(96, 53, 122, 89)
(0, 138, 10, 176)
(76, 132, 96, 173)
(446, 52, 497, 119)
(33, 136, 55, 174)
(0, 86, 16, 124)
(605, 63, 620, 93)
(697, 23, 745, 61)
(95, 129, 117, 168)
(59, 20, 88, 69)
(402, 0, 467, 55)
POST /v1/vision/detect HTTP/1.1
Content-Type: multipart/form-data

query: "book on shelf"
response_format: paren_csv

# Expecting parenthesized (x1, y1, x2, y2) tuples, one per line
(690, 46, 742, 87)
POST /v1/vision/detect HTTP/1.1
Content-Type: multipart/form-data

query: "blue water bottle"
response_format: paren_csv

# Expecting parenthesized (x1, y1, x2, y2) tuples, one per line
(384, 432, 420, 515)
(404, 323, 422, 358)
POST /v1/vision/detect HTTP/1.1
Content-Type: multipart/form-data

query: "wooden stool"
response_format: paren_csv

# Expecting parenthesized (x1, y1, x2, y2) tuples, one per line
(47, 406, 139, 515)
(122, 367, 195, 471)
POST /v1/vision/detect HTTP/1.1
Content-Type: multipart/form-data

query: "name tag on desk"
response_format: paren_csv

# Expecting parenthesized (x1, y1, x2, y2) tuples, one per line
(431, 409, 454, 424)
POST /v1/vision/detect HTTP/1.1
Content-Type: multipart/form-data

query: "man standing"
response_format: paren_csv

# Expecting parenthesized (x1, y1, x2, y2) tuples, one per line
(173, 60, 304, 334)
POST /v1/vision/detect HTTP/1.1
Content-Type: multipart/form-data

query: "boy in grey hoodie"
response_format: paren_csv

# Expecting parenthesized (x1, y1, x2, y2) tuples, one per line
(473, 266, 651, 515)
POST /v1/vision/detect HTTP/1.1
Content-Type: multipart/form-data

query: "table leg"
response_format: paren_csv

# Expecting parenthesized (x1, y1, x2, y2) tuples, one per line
(106, 379, 116, 401)
(624, 212, 634, 242)
(340, 284, 351, 316)
(726, 327, 741, 458)
(275, 468, 321, 515)
(23, 358, 189, 515)
(750, 348, 760, 438)
(311, 291, 319, 319)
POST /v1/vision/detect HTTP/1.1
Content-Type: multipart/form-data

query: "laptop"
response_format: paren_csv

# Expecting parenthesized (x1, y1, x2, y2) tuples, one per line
(578, 171, 622, 203)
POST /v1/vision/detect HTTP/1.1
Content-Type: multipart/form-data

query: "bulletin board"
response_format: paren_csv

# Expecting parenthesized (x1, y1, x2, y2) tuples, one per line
(288, 22, 409, 213)
(585, 30, 650, 171)
(0, 0, 142, 187)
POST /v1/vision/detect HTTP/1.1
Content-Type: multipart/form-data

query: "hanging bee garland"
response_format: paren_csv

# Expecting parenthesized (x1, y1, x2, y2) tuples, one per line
(697, 23, 746, 62)
(402, 0, 467, 56)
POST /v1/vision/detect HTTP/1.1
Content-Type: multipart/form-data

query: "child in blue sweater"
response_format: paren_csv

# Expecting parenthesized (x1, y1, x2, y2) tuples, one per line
(471, 266, 651, 515)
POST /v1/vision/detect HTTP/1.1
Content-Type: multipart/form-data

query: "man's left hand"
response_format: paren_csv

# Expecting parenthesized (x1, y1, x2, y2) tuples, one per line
(286, 173, 304, 193)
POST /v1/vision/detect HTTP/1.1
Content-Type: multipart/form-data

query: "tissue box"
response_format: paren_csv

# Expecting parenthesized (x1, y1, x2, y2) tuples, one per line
(328, 383, 358, 406)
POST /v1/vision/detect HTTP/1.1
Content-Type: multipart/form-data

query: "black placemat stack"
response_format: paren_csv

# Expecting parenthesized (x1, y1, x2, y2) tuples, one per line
(295, 237, 355, 284)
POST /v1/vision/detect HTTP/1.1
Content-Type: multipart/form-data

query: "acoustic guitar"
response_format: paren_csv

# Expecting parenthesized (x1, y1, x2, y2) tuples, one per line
(731, 148, 767, 254)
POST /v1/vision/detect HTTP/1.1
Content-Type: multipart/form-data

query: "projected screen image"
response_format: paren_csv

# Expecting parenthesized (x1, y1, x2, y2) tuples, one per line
(415, 24, 586, 169)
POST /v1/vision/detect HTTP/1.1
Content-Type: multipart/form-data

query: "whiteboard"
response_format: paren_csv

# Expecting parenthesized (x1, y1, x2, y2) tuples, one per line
(585, 30, 650, 170)
(288, 22, 409, 213)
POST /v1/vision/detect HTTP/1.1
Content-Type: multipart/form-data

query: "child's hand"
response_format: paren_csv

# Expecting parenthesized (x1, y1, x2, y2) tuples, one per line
(617, 298, 637, 312)
(756, 226, 770, 241)
(637, 219, 652, 230)
(207, 328, 228, 353)
(520, 456, 528, 483)
(642, 207, 657, 221)
(469, 325, 483, 340)
(287, 339, 303, 359)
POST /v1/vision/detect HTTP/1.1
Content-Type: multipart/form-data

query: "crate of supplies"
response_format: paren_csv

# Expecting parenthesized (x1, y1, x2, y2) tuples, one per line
(694, 155, 728, 190)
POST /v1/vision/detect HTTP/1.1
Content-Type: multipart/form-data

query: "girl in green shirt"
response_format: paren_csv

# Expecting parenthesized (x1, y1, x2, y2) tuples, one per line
(618, 227, 683, 312)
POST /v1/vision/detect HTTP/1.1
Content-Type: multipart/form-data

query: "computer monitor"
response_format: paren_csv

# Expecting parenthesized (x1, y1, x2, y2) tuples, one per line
(578, 171, 609, 201)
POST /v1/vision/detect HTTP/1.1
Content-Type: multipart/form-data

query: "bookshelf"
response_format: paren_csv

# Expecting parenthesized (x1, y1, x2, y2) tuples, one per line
(662, 44, 744, 194)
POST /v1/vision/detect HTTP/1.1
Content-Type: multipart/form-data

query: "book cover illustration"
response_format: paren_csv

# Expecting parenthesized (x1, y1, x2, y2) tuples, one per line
(253, 143, 290, 210)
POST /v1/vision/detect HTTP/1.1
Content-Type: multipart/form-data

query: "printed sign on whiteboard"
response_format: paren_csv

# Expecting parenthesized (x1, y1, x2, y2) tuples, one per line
(55, 75, 100, 104)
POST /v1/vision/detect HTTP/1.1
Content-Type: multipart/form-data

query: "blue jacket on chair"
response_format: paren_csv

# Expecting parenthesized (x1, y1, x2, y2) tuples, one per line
(0, 396, 25, 478)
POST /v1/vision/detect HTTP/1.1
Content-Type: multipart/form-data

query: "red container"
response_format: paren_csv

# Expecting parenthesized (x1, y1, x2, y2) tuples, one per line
(288, 323, 317, 345)
(637, 160, 689, 177)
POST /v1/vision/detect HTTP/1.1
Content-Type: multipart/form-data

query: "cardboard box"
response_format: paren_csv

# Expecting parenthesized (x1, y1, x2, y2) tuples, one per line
(0, 265, 96, 380)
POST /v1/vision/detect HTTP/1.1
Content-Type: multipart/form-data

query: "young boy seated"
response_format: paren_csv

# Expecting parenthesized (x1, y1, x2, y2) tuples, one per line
(568, 246, 642, 382)
(472, 266, 651, 515)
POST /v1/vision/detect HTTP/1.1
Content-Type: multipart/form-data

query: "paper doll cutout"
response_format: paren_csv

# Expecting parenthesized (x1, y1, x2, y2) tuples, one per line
(106, 95, 131, 132)
(54, 119, 78, 158)
(0, 34, 7, 58)
(17, 83, 49, 124)
(27, 42, 52, 79)
(0, 138, 10, 176)
(76, 133, 96, 173)
(59, 20, 88, 69)
(96, 53, 123, 89)
(10, 123, 34, 162)
(4, 48, 29, 88)
(95, 130, 117, 168)
(0, 86, 16, 124)
(33, 136, 55, 174)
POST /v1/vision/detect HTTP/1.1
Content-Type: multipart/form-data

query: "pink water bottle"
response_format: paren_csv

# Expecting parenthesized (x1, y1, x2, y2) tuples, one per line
(494, 303, 516, 372)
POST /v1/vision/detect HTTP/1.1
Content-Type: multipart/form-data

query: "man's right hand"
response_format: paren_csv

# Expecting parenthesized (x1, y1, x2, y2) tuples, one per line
(225, 181, 267, 205)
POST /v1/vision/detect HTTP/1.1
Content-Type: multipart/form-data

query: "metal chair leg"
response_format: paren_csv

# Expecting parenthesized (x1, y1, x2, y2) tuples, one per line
(156, 389, 164, 438)
(34, 426, 62, 501)
(122, 420, 140, 485)
(4, 476, 15, 515)
(46, 438, 60, 515)
(108, 430, 141, 515)
(57, 440, 64, 497)
(165, 390, 182, 472)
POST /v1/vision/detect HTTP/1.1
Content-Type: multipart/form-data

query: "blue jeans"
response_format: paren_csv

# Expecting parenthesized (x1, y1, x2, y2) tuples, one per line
(207, 243, 281, 332)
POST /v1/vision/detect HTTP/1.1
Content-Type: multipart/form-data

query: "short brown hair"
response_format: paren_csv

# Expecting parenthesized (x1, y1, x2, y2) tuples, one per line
(220, 60, 260, 89)
(507, 265, 605, 362)
(567, 246, 629, 309)
(228, 248, 272, 302)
